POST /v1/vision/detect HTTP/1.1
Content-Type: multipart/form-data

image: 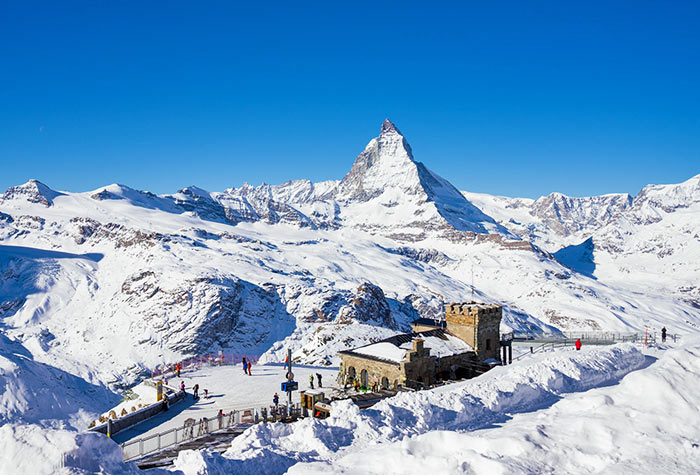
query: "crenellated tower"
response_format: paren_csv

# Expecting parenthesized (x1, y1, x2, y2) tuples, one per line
(444, 302, 502, 361)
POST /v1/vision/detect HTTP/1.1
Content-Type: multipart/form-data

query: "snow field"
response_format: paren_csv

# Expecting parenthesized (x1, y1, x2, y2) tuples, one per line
(288, 338, 700, 474)
(169, 343, 654, 474)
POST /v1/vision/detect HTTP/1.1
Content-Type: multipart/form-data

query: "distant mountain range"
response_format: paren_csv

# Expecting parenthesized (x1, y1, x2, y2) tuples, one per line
(1, 119, 698, 403)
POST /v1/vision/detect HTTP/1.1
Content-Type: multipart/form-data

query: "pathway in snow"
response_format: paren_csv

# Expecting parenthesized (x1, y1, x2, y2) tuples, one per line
(112, 363, 340, 444)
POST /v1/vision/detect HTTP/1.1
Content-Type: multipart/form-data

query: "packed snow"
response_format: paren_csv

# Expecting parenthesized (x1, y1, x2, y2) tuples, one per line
(111, 363, 340, 444)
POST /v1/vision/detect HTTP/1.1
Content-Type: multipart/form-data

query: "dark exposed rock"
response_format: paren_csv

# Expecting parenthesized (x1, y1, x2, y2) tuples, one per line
(381, 246, 453, 266)
(0, 180, 64, 207)
(337, 282, 398, 329)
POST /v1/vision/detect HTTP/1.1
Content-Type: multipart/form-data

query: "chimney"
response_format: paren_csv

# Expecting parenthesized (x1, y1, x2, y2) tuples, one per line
(412, 338, 424, 353)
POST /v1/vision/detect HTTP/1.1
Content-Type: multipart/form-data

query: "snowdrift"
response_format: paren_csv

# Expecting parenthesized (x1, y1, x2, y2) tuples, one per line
(171, 343, 652, 474)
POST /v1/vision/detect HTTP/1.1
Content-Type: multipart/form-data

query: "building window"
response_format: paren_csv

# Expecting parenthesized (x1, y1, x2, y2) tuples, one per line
(486, 338, 491, 350)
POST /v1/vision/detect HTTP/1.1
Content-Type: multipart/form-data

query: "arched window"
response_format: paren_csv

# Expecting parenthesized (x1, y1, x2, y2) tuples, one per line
(360, 369, 368, 387)
(381, 377, 389, 389)
(347, 366, 356, 381)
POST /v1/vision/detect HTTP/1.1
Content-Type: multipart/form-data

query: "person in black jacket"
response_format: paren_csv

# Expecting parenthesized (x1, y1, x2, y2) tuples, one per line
(662, 327, 667, 343)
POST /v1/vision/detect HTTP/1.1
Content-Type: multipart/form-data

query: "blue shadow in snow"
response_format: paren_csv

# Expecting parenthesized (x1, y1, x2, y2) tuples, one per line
(553, 237, 596, 279)
(0, 244, 104, 262)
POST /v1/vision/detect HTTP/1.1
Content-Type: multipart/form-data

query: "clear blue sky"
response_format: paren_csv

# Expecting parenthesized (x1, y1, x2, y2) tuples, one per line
(1, 1, 698, 198)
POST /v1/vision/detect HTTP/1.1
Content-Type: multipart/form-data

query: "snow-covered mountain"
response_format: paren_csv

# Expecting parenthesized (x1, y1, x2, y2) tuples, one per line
(0, 119, 699, 419)
(463, 174, 700, 310)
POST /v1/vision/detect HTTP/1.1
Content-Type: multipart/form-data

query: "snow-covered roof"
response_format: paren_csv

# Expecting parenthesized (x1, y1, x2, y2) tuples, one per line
(353, 342, 407, 362)
(343, 329, 474, 363)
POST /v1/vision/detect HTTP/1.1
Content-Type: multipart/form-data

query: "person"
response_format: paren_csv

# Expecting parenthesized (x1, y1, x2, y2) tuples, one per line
(242, 356, 247, 374)
(203, 388, 209, 399)
(662, 326, 667, 343)
(176, 362, 181, 378)
(273, 392, 279, 408)
(309, 374, 315, 389)
(316, 373, 323, 388)
(193, 383, 199, 400)
(575, 338, 582, 351)
(180, 381, 186, 392)
(217, 409, 224, 429)
(247, 360, 252, 375)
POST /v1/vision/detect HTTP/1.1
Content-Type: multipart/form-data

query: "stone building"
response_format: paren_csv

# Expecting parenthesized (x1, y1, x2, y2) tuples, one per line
(338, 302, 503, 390)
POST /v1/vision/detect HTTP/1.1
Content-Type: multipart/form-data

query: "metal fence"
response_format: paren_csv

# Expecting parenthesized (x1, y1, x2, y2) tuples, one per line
(151, 353, 259, 379)
(120, 404, 306, 462)
(513, 331, 680, 345)
(121, 408, 252, 462)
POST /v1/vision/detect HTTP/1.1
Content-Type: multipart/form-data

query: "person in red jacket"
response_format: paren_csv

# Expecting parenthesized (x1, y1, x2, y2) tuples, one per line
(575, 338, 582, 351)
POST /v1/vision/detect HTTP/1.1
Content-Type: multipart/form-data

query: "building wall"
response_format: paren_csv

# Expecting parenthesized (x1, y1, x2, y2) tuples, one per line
(445, 303, 502, 361)
(411, 322, 441, 333)
(339, 341, 438, 390)
(339, 353, 405, 389)
(436, 352, 479, 379)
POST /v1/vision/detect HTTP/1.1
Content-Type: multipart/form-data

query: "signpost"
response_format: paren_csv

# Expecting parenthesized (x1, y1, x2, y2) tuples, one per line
(284, 348, 296, 407)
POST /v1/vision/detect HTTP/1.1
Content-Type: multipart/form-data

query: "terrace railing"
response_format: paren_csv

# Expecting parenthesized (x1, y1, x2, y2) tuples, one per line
(151, 353, 259, 379)
(120, 403, 306, 463)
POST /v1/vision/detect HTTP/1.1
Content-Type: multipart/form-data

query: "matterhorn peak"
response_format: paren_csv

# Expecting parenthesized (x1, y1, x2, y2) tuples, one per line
(380, 118, 401, 136)
(333, 119, 507, 236)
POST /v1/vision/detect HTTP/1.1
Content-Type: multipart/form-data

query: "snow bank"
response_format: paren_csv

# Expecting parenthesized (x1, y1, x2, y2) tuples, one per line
(0, 334, 118, 426)
(293, 337, 700, 475)
(171, 344, 648, 474)
(0, 424, 152, 475)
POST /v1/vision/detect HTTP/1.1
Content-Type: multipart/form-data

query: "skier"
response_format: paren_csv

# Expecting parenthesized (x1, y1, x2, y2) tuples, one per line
(193, 383, 199, 400)
(662, 326, 667, 343)
(309, 374, 315, 389)
(273, 392, 279, 408)
(316, 373, 323, 388)
(575, 338, 582, 351)
(242, 356, 247, 374)
(247, 360, 252, 375)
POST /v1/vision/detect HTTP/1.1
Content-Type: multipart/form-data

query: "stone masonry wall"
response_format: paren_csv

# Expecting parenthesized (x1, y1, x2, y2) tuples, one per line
(445, 303, 502, 361)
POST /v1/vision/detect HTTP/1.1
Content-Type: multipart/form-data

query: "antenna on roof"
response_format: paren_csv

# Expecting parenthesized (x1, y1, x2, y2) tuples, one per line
(471, 262, 475, 302)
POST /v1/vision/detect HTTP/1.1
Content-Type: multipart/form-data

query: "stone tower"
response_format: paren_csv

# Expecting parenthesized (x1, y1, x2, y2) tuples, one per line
(444, 302, 502, 361)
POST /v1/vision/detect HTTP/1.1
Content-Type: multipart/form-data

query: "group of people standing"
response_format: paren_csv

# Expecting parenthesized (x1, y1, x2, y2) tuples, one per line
(308, 373, 322, 389)
(242, 356, 252, 375)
